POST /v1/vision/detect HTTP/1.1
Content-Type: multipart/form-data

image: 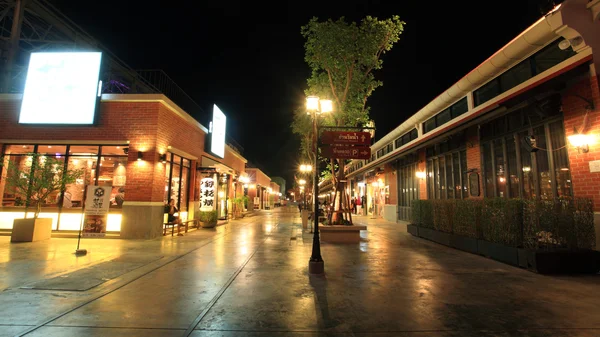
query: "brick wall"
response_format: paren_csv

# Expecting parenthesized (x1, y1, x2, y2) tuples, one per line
(465, 126, 483, 199)
(563, 75, 600, 211)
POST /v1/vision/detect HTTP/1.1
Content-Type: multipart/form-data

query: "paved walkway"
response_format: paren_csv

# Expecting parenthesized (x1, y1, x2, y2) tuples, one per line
(0, 207, 598, 336)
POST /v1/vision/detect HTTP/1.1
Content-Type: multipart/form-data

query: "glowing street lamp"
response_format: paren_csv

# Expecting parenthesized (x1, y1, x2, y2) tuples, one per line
(306, 95, 333, 275)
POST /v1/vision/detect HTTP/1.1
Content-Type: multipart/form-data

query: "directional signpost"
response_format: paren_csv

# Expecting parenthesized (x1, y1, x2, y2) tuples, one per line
(321, 145, 371, 159)
(319, 131, 371, 159)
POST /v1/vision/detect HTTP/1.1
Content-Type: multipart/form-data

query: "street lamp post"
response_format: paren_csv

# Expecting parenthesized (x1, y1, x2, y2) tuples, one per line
(306, 95, 332, 274)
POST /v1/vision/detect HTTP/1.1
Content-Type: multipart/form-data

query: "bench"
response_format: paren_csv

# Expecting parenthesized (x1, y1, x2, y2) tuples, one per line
(318, 224, 367, 243)
(163, 219, 197, 236)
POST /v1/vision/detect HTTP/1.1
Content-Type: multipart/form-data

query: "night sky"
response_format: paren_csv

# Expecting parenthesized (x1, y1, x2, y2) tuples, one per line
(52, 0, 560, 187)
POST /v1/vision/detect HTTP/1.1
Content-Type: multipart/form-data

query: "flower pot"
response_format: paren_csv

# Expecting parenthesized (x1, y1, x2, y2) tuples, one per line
(200, 221, 217, 228)
(11, 218, 53, 242)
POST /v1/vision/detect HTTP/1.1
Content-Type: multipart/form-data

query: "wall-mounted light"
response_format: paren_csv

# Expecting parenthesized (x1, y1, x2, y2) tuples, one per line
(159, 153, 167, 164)
(137, 151, 143, 161)
(415, 171, 426, 179)
(568, 133, 591, 153)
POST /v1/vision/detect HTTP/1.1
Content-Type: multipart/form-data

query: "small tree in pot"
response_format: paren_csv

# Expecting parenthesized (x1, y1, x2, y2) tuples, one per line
(1, 153, 84, 242)
(198, 210, 218, 228)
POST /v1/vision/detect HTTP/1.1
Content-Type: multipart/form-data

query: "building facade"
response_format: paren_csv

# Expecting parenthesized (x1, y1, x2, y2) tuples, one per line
(343, 0, 600, 247)
(0, 94, 248, 239)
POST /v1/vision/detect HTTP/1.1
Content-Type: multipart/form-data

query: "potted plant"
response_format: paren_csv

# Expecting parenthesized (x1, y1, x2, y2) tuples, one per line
(232, 197, 244, 219)
(198, 210, 218, 228)
(1, 153, 83, 242)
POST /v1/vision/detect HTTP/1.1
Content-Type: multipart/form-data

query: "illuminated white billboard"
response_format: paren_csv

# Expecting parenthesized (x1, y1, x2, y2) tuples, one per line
(19, 52, 103, 125)
(210, 104, 227, 158)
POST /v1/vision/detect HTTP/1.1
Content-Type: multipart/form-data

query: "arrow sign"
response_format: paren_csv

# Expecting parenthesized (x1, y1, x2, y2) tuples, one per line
(320, 131, 371, 145)
(321, 145, 371, 159)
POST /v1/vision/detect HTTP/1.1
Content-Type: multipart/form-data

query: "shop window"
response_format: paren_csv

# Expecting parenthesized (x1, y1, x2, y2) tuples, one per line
(533, 40, 576, 74)
(436, 109, 451, 126)
(500, 60, 532, 94)
(65, 156, 97, 208)
(4, 145, 35, 155)
(163, 153, 190, 213)
(549, 121, 572, 197)
(69, 145, 99, 156)
(460, 150, 468, 198)
(451, 97, 468, 118)
(37, 145, 67, 156)
(1, 155, 31, 207)
(98, 156, 128, 208)
(100, 145, 128, 156)
(481, 117, 568, 199)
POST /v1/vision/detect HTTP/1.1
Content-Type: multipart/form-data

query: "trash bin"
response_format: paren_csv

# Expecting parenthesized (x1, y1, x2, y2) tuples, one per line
(301, 210, 309, 229)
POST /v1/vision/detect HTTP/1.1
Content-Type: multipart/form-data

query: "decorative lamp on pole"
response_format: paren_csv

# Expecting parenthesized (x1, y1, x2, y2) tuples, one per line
(306, 95, 332, 274)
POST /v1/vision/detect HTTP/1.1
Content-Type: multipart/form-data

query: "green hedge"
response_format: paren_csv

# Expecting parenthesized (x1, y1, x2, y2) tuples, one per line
(410, 197, 595, 250)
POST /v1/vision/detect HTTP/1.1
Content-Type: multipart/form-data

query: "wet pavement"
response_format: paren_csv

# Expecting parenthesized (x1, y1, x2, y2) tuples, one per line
(0, 206, 598, 337)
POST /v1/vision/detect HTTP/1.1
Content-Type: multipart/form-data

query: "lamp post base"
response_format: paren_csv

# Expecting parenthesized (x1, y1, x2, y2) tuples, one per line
(308, 260, 324, 274)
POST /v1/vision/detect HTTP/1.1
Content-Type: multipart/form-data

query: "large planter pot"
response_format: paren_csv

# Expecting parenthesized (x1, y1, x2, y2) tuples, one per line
(418, 226, 451, 246)
(200, 221, 217, 228)
(11, 218, 53, 242)
(518, 248, 600, 274)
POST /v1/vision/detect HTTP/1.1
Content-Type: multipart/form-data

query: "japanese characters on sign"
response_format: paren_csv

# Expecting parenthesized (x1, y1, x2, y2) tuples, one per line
(83, 185, 112, 237)
(200, 177, 216, 211)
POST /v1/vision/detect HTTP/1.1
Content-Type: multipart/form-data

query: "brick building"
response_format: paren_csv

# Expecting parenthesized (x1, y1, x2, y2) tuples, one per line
(0, 94, 248, 239)
(343, 0, 600, 247)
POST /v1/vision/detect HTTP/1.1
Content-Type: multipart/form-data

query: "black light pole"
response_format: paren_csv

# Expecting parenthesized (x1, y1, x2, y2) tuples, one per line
(307, 96, 331, 274)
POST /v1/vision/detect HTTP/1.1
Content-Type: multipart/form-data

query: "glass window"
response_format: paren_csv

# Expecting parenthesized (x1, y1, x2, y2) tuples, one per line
(549, 121, 572, 197)
(482, 143, 494, 197)
(451, 97, 468, 118)
(534, 40, 576, 74)
(427, 160, 434, 199)
(64, 156, 97, 208)
(534, 126, 552, 200)
(452, 152, 460, 199)
(494, 139, 506, 197)
(519, 132, 535, 199)
(180, 166, 189, 212)
(500, 60, 532, 93)
(97, 156, 128, 208)
(474, 79, 500, 107)
(69, 145, 99, 156)
(506, 136, 519, 198)
(424, 118, 436, 134)
(1, 155, 30, 207)
(444, 154, 453, 199)
(100, 145, 128, 156)
(37, 145, 67, 155)
(410, 129, 418, 141)
(438, 156, 446, 199)
(4, 145, 35, 155)
(436, 109, 451, 126)
(171, 161, 181, 208)
(164, 159, 171, 204)
(460, 150, 468, 198)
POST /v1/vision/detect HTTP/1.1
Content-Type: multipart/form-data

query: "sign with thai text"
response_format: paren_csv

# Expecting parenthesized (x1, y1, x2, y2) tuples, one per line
(321, 145, 371, 159)
(200, 177, 216, 211)
(320, 131, 371, 145)
(83, 185, 111, 237)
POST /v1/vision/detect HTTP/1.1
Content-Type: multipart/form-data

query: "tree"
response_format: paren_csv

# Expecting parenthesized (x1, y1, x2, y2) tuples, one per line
(300, 15, 405, 223)
(1, 153, 84, 219)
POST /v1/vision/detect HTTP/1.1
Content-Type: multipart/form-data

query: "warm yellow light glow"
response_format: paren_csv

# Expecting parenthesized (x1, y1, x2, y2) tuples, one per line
(568, 133, 593, 148)
(416, 171, 426, 179)
(319, 99, 333, 113)
(249, 184, 256, 189)
(306, 96, 319, 112)
(218, 191, 225, 198)
(299, 164, 312, 172)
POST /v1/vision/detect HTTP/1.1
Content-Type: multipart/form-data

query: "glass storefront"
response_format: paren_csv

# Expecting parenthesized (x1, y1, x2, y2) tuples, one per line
(480, 96, 570, 199)
(163, 153, 191, 214)
(426, 132, 468, 200)
(0, 144, 128, 231)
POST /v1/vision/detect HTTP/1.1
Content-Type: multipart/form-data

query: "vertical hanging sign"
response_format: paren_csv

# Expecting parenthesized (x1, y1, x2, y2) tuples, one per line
(200, 177, 216, 211)
(83, 185, 112, 237)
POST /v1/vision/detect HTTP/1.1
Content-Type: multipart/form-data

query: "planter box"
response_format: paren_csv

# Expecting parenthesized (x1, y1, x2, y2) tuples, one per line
(518, 249, 600, 274)
(450, 234, 479, 255)
(11, 218, 53, 242)
(418, 227, 451, 246)
(319, 225, 367, 243)
(407, 224, 418, 236)
(477, 240, 518, 266)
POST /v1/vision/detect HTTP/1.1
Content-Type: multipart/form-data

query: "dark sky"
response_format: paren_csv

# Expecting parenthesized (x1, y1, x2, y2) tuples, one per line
(52, 0, 559, 187)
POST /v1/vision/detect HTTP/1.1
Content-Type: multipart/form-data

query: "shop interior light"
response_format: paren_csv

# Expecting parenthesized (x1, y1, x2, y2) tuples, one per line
(415, 171, 426, 179)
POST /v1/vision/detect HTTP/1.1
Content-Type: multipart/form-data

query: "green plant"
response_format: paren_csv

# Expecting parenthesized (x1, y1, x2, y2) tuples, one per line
(481, 198, 523, 247)
(199, 210, 218, 223)
(1, 153, 84, 219)
(433, 199, 454, 233)
(411, 200, 433, 228)
(453, 199, 482, 238)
